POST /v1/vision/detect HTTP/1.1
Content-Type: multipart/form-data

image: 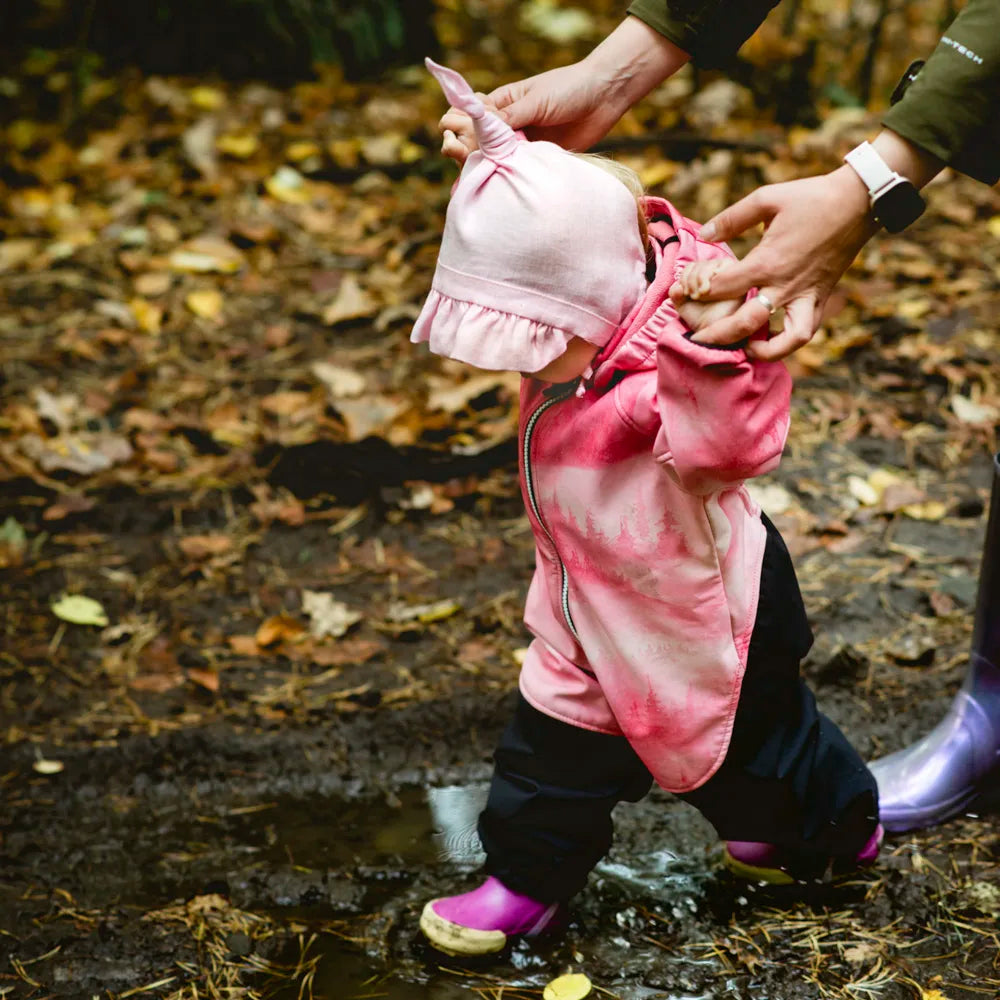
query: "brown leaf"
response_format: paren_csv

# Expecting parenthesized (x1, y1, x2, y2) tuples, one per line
(228, 635, 260, 656)
(187, 667, 220, 692)
(309, 637, 384, 667)
(178, 534, 232, 560)
(43, 495, 96, 521)
(255, 614, 304, 647)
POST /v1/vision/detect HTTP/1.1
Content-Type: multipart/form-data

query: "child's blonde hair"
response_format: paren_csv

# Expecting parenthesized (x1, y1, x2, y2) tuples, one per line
(574, 153, 649, 251)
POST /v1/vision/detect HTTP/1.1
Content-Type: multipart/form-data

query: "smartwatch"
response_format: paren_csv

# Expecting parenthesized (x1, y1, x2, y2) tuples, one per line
(844, 140, 926, 233)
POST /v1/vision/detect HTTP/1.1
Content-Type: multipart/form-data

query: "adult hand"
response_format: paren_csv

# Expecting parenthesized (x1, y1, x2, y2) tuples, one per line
(670, 166, 878, 360)
(437, 16, 690, 164)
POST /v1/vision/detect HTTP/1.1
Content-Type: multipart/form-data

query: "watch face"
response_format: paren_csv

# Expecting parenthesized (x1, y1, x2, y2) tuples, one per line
(875, 182, 925, 233)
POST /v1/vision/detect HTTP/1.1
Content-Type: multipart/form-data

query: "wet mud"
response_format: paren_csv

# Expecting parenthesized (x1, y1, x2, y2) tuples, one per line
(4, 440, 1000, 998)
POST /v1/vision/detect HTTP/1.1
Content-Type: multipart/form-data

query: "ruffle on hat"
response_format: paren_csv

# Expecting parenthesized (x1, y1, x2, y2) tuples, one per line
(412, 59, 647, 376)
(412, 290, 574, 372)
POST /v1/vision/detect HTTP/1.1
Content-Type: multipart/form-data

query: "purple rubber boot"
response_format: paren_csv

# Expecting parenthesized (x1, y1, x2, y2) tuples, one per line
(870, 453, 1000, 833)
(419, 877, 562, 956)
(723, 824, 883, 885)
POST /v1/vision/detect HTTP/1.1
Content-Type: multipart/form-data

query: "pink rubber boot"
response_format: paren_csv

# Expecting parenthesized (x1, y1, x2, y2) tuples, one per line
(419, 876, 563, 955)
(723, 824, 884, 885)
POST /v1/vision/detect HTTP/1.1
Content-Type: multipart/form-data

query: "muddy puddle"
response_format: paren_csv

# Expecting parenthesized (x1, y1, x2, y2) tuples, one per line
(4, 692, 998, 998)
(263, 779, 735, 999)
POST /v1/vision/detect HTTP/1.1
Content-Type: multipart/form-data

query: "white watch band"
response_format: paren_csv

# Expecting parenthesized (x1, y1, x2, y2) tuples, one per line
(844, 141, 906, 204)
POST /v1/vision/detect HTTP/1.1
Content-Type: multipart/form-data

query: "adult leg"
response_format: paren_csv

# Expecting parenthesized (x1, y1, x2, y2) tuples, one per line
(872, 452, 1000, 831)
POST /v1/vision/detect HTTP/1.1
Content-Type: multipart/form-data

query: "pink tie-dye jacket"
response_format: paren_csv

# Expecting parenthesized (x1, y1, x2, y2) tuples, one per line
(517, 196, 792, 793)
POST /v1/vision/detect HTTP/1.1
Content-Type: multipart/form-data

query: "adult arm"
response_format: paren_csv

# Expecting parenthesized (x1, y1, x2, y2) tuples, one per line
(678, 0, 1000, 358)
(443, 3, 781, 160)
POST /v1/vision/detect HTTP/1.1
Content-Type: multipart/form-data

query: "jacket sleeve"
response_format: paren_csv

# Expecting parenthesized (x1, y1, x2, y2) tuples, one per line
(653, 331, 791, 495)
(882, 0, 1000, 185)
(626, 0, 780, 67)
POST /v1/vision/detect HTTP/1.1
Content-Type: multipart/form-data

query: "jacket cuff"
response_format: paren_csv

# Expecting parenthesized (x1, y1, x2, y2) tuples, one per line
(881, 0, 999, 186)
(626, 1, 780, 69)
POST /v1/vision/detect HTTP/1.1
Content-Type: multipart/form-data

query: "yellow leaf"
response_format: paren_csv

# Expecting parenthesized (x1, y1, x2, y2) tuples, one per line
(900, 501, 948, 521)
(328, 138, 361, 168)
(169, 236, 244, 274)
(386, 599, 461, 624)
(638, 161, 676, 188)
(33, 758, 64, 775)
(185, 288, 224, 320)
(217, 133, 259, 158)
(543, 973, 592, 1000)
(52, 594, 109, 627)
(896, 297, 932, 321)
(189, 85, 226, 110)
(987, 215, 1000, 239)
(265, 166, 312, 205)
(287, 141, 321, 162)
(919, 989, 952, 1000)
(130, 297, 163, 334)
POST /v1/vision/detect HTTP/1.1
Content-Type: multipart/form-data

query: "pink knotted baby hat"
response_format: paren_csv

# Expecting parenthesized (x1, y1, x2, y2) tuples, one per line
(411, 59, 647, 374)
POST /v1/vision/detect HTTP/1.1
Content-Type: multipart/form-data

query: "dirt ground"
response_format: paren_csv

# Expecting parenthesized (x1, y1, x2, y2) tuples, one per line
(5, 417, 1000, 999)
(5, 11, 1000, 995)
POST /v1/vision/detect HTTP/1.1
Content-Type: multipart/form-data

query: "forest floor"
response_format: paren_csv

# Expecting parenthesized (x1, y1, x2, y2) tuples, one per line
(4, 3, 1000, 997)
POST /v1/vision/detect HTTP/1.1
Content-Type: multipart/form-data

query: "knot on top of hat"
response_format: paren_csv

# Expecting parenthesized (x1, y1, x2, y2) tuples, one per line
(425, 57, 519, 161)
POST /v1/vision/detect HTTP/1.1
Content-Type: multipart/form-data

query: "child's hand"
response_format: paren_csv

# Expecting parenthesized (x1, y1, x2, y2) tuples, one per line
(673, 261, 742, 339)
(438, 93, 496, 164)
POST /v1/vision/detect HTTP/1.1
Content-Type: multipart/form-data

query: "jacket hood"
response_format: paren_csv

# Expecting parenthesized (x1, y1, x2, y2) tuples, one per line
(589, 196, 714, 393)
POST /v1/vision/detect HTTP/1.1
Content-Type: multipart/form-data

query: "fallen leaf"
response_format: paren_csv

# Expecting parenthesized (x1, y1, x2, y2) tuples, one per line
(0, 517, 28, 567)
(322, 274, 378, 325)
(187, 667, 220, 693)
(746, 481, 794, 515)
(179, 534, 232, 560)
(182, 116, 218, 179)
(217, 133, 259, 158)
(387, 598, 461, 624)
(228, 635, 260, 656)
(900, 501, 948, 521)
(842, 942, 880, 965)
(312, 361, 367, 398)
(185, 288, 224, 320)
(169, 236, 244, 274)
(335, 395, 406, 441)
(188, 85, 226, 110)
(255, 615, 304, 647)
(543, 973, 592, 1000)
(265, 165, 311, 204)
(43, 495, 96, 520)
(261, 391, 313, 418)
(33, 758, 64, 775)
(130, 297, 163, 333)
(847, 475, 880, 507)
(951, 394, 998, 425)
(302, 591, 363, 639)
(308, 637, 383, 667)
(427, 372, 520, 413)
(52, 594, 109, 627)
(519, 1, 595, 44)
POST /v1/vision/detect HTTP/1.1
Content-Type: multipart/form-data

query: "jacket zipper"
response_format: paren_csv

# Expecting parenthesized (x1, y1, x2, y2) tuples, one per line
(523, 391, 579, 641)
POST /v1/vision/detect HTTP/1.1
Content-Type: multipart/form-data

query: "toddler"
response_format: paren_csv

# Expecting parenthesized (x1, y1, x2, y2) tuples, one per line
(411, 59, 881, 958)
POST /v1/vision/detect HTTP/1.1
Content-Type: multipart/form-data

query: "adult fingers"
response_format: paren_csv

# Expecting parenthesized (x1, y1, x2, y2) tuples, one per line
(441, 129, 469, 164)
(701, 188, 775, 244)
(745, 296, 817, 361)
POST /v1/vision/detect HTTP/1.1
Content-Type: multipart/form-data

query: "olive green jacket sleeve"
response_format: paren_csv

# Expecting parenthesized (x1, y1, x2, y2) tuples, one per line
(882, 0, 1000, 185)
(626, 0, 778, 68)
(628, 0, 1000, 185)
